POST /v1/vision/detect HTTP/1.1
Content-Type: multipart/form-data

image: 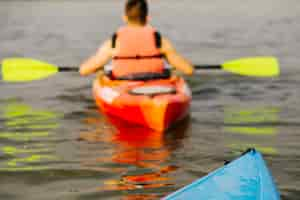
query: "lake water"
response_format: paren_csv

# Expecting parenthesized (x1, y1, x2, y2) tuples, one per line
(1, 1, 300, 199)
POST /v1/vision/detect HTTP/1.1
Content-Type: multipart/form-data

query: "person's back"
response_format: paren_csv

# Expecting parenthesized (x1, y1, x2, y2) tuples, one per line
(80, 0, 193, 77)
(112, 25, 165, 78)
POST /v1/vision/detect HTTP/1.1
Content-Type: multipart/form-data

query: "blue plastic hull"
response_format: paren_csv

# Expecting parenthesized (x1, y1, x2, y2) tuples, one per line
(164, 149, 280, 200)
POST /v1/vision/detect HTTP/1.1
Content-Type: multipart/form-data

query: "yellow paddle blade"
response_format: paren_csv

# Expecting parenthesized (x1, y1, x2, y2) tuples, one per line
(1, 58, 59, 82)
(222, 57, 280, 77)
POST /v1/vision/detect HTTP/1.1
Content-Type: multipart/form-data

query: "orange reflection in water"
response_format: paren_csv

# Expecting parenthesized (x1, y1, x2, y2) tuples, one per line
(79, 115, 189, 196)
(121, 194, 159, 200)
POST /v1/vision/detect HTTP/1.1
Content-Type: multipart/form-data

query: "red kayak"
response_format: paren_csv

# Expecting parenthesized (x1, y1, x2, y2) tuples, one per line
(93, 75, 191, 131)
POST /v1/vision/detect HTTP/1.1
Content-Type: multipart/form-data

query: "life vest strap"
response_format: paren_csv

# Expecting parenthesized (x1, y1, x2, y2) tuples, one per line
(113, 54, 164, 60)
(112, 33, 117, 48)
(105, 68, 171, 81)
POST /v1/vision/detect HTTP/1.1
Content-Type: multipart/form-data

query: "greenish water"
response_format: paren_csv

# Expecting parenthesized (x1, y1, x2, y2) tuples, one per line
(1, 1, 300, 199)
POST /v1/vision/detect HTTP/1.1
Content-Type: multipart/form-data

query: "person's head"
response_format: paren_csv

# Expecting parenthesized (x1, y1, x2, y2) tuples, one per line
(124, 0, 148, 25)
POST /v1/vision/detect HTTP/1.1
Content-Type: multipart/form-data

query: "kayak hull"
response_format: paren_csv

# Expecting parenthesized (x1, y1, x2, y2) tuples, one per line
(93, 75, 191, 131)
(164, 149, 280, 200)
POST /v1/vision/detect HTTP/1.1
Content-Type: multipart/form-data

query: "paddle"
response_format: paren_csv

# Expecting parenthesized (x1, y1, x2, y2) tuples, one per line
(1, 57, 280, 82)
(194, 57, 279, 77)
(1, 58, 78, 82)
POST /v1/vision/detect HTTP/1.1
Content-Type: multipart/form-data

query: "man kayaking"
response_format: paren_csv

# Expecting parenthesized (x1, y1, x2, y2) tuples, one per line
(79, 0, 194, 78)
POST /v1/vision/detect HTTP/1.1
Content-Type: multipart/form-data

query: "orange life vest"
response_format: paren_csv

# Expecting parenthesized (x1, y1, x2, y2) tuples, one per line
(112, 25, 165, 78)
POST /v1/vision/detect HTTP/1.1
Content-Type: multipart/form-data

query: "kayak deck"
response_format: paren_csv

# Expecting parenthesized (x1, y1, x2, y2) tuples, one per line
(164, 149, 280, 200)
(93, 75, 191, 131)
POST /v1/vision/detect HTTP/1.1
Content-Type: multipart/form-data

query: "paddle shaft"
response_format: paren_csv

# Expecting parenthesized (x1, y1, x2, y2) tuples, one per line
(58, 65, 221, 72)
(59, 67, 78, 72)
(194, 65, 221, 70)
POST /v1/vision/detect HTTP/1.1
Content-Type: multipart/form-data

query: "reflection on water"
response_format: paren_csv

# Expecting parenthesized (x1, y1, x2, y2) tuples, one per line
(120, 194, 160, 200)
(0, 100, 61, 171)
(78, 115, 189, 198)
(224, 106, 280, 155)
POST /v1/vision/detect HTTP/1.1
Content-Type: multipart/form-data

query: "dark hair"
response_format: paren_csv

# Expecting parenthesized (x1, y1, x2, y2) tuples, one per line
(125, 0, 148, 25)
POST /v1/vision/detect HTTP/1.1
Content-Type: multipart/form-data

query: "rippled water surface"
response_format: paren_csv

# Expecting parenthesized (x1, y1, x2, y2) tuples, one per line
(1, 1, 300, 199)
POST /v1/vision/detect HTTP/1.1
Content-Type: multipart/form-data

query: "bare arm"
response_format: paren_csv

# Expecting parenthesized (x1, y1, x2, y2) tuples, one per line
(79, 40, 113, 76)
(161, 37, 194, 75)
